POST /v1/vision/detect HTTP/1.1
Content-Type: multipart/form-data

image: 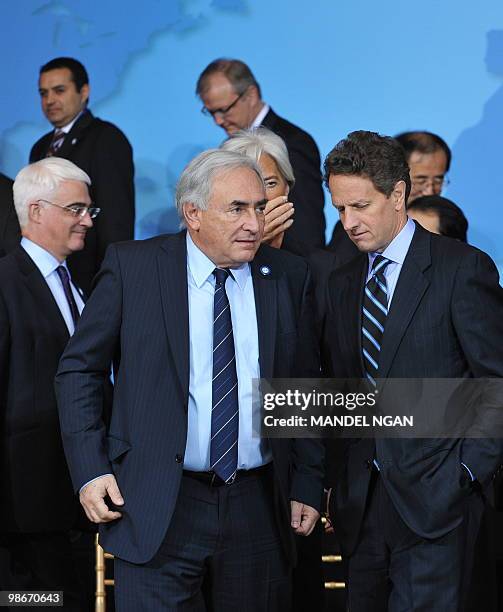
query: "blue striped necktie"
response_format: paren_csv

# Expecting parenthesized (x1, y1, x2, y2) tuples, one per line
(362, 256, 390, 386)
(210, 268, 239, 483)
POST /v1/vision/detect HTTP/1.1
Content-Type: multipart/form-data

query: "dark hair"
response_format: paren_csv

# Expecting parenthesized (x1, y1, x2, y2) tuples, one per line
(395, 131, 451, 172)
(196, 58, 262, 98)
(40, 57, 89, 92)
(324, 130, 411, 202)
(408, 195, 468, 242)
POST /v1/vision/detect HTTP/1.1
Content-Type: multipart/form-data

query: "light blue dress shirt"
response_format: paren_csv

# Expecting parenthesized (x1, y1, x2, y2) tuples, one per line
(21, 237, 84, 335)
(184, 233, 271, 471)
(366, 217, 415, 307)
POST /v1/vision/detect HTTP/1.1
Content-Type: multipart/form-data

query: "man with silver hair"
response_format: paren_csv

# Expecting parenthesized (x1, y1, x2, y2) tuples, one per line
(0, 157, 97, 609)
(197, 58, 326, 251)
(56, 148, 324, 611)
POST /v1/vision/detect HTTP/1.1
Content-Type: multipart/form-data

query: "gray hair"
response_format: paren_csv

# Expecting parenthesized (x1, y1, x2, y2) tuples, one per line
(196, 58, 261, 98)
(13, 157, 91, 227)
(175, 149, 263, 225)
(221, 127, 295, 190)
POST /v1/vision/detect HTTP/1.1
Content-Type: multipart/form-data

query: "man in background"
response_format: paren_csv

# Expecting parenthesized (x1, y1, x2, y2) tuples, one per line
(30, 57, 135, 294)
(196, 58, 325, 251)
(0, 157, 99, 610)
(395, 130, 451, 203)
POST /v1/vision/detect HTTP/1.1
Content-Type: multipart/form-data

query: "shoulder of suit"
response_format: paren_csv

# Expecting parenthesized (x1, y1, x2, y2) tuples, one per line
(427, 230, 494, 267)
(265, 109, 317, 148)
(256, 243, 309, 275)
(112, 233, 182, 256)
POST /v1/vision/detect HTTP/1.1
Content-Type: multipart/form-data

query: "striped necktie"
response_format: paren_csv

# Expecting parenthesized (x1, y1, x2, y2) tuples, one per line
(210, 268, 239, 483)
(362, 255, 390, 386)
(47, 129, 65, 157)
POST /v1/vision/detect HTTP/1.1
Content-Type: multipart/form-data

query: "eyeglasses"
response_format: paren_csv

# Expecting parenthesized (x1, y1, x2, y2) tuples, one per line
(413, 176, 450, 189)
(37, 199, 101, 219)
(201, 90, 246, 118)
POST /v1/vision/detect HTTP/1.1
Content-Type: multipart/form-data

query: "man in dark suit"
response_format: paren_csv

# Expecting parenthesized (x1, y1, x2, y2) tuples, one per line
(0, 157, 100, 609)
(196, 58, 325, 251)
(30, 57, 135, 295)
(56, 149, 324, 611)
(0, 173, 20, 257)
(322, 131, 503, 611)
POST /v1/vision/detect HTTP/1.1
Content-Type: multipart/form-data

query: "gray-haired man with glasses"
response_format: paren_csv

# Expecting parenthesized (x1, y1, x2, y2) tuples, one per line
(0, 157, 97, 610)
(196, 58, 326, 252)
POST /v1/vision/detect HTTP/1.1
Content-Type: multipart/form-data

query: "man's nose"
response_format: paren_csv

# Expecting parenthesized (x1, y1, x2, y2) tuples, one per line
(342, 209, 357, 231)
(214, 113, 225, 127)
(243, 208, 261, 233)
(80, 210, 94, 228)
(422, 181, 435, 196)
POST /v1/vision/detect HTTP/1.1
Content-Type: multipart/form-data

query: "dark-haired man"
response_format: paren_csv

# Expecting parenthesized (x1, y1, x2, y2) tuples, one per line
(408, 194, 468, 242)
(395, 130, 451, 203)
(196, 58, 325, 251)
(30, 57, 135, 294)
(322, 130, 503, 611)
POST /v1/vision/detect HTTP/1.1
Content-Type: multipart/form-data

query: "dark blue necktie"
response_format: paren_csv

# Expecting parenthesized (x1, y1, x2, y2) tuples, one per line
(210, 268, 239, 483)
(362, 256, 390, 386)
(56, 265, 80, 327)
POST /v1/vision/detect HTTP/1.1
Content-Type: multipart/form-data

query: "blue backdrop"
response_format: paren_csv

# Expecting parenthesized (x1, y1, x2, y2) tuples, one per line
(1, 1, 502, 268)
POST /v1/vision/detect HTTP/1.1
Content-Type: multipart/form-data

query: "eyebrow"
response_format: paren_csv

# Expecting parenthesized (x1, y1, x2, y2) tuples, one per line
(264, 174, 279, 181)
(227, 199, 268, 208)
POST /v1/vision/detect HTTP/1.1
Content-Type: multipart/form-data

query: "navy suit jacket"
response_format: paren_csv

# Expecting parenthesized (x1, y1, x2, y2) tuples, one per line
(0, 174, 20, 258)
(56, 232, 324, 564)
(322, 223, 503, 555)
(0, 247, 87, 532)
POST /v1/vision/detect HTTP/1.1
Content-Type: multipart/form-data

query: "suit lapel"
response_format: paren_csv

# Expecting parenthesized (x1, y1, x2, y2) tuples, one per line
(251, 251, 277, 378)
(337, 256, 368, 376)
(13, 247, 70, 346)
(57, 110, 94, 158)
(378, 226, 432, 378)
(157, 232, 190, 401)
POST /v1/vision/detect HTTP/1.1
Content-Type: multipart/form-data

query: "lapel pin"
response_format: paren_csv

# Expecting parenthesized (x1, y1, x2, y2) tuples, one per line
(71, 138, 77, 145)
(260, 265, 271, 276)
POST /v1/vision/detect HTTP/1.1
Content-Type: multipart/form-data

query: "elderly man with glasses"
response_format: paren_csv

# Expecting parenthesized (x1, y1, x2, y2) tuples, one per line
(197, 58, 326, 253)
(0, 157, 99, 611)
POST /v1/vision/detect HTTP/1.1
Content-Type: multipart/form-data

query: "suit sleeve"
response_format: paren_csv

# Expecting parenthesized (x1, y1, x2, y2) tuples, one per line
(91, 126, 135, 263)
(289, 265, 325, 510)
(451, 249, 503, 486)
(55, 244, 123, 492)
(283, 131, 325, 251)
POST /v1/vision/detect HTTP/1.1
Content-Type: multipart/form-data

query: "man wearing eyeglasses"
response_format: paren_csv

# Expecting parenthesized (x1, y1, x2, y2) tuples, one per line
(30, 57, 135, 295)
(395, 131, 451, 204)
(196, 58, 326, 252)
(0, 157, 98, 610)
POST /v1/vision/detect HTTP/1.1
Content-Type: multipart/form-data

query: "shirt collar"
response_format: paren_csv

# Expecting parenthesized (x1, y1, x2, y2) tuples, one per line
(21, 237, 66, 278)
(186, 232, 250, 291)
(251, 103, 270, 128)
(59, 110, 84, 134)
(368, 217, 416, 269)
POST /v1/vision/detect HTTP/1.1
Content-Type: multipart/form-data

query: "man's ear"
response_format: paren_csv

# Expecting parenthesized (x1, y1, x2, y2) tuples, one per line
(392, 180, 406, 211)
(183, 202, 202, 231)
(28, 201, 43, 224)
(79, 83, 90, 107)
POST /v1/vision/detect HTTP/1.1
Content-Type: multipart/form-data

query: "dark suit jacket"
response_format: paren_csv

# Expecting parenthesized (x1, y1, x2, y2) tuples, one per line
(262, 108, 325, 251)
(322, 223, 503, 555)
(0, 174, 20, 257)
(56, 231, 324, 564)
(325, 220, 359, 266)
(0, 247, 85, 533)
(30, 109, 135, 295)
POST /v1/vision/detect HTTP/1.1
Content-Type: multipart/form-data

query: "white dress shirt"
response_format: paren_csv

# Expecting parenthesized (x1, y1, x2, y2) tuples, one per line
(21, 237, 84, 335)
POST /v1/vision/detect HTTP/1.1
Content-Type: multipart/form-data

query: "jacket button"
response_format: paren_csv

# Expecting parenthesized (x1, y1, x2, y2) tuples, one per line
(175, 454, 183, 463)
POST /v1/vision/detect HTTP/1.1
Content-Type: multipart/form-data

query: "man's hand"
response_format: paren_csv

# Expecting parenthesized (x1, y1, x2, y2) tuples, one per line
(79, 474, 124, 523)
(290, 500, 320, 536)
(262, 196, 294, 249)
